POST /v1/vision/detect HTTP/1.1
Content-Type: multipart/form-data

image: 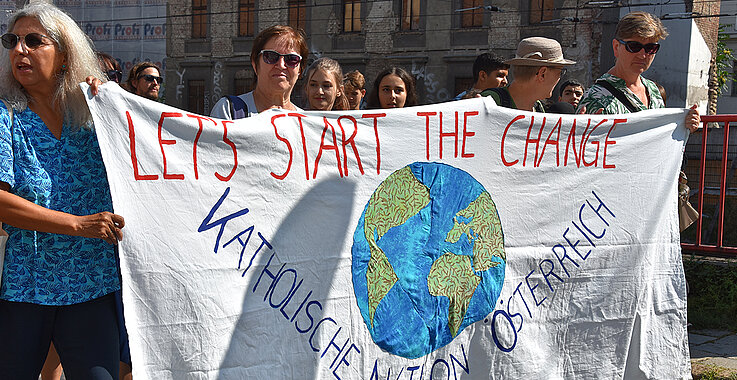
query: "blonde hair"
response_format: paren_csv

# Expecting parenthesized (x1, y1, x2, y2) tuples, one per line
(304, 57, 349, 110)
(615, 11, 668, 40)
(0, 2, 104, 127)
(510, 65, 543, 81)
(343, 70, 365, 91)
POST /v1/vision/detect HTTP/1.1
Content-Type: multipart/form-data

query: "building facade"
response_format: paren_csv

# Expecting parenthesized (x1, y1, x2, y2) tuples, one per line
(0, 0, 720, 113)
(162, 0, 714, 115)
(165, 0, 608, 114)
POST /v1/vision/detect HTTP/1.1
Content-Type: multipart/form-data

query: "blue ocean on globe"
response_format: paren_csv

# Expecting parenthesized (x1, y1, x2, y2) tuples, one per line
(352, 162, 506, 359)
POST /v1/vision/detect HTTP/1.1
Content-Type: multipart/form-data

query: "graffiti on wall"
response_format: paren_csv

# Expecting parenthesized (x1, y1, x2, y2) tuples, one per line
(412, 61, 450, 104)
(212, 61, 223, 104)
(176, 68, 186, 102)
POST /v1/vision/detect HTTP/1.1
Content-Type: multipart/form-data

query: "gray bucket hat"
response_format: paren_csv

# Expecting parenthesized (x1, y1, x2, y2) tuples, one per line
(504, 37, 576, 66)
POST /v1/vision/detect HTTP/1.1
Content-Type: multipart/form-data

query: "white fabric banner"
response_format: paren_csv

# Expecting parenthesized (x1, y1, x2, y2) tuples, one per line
(84, 83, 691, 379)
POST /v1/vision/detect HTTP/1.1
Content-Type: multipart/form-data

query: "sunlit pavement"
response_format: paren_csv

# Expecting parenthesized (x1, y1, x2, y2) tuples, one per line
(690, 329, 737, 373)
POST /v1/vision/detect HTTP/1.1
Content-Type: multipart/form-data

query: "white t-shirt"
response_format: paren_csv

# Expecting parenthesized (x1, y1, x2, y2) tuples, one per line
(209, 92, 259, 119)
(209, 92, 303, 119)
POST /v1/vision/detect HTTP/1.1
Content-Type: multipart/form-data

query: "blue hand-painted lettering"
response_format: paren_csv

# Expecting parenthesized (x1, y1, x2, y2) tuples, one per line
(198, 187, 249, 254)
(491, 190, 615, 352)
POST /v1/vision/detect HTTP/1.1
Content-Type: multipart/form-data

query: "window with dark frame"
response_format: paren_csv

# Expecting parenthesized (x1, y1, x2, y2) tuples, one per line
(460, 0, 483, 28)
(343, 0, 361, 33)
(191, 0, 207, 38)
(529, 0, 555, 24)
(401, 0, 420, 30)
(238, 0, 255, 36)
(288, 0, 306, 31)
(188, 80, 205, 115)
(455, 77, 474, 96)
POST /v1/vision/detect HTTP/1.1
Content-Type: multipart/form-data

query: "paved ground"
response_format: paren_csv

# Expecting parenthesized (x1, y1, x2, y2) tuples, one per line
(690, 329, 737, 376)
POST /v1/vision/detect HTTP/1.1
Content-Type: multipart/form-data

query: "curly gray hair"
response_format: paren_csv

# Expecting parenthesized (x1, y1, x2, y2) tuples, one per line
(0, 2, 104, 127)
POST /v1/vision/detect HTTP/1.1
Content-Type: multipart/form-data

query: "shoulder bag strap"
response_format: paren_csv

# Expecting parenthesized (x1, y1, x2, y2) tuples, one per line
(534, 101, 546, 113)
(483, 87, 513, 108)
(595, 79, 639, 113)
(226, 95, 249, 119)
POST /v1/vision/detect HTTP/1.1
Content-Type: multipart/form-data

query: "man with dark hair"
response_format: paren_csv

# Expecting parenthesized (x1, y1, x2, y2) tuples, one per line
(124, 61, 163, 101)
(558, 79, 584, 108)
(453, 53, 509, 100)
(481, 37, 575, 112)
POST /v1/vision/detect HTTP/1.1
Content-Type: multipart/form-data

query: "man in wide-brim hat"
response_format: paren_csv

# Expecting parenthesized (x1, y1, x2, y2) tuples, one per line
(482, 36, 575, 112)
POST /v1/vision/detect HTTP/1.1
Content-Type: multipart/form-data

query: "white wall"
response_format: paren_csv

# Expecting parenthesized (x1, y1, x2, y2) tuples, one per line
(686, 21, 712, 111)
(648, 19, 710, 110)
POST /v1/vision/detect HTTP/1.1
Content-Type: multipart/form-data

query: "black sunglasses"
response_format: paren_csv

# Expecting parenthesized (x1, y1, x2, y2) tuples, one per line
(1, 32, 53, 50)
(106, 69, 123, 83)
(260, 50, 302, 68)
(616, 38, 660, 55)
(139, 74, 163, 84)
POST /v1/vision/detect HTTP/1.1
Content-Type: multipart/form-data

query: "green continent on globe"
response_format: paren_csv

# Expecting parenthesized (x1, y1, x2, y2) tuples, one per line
(427, 252, 481, 337)
(364, 166, 430, 327)
(445, 191, 505, 271)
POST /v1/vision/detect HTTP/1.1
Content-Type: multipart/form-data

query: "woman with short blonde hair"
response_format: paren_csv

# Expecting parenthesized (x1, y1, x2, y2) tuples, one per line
(578, 10, 699, 134)
(615, 11, 668, 40)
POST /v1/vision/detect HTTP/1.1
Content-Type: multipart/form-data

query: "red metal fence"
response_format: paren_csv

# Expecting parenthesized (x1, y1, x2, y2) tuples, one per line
(680, 115, 737, 257)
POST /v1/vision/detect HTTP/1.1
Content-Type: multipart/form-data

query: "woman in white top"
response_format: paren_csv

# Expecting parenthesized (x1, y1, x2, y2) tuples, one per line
(210, 25, 308, 119)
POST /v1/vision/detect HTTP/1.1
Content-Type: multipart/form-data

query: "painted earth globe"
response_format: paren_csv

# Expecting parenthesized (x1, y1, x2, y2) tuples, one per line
(352, 162, 506, 359)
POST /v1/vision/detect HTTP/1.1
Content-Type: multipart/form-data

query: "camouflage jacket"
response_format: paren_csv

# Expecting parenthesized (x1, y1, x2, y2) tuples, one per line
(576, 73, 664, 114)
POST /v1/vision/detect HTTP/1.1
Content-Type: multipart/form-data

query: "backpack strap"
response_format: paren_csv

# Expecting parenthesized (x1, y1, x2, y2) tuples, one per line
(481, 87, 513, 108)
(533, 101, 546, 113)
(595, 79, 639, 113)
(226, 95, 249, 119)
(482, 87, 546, 112)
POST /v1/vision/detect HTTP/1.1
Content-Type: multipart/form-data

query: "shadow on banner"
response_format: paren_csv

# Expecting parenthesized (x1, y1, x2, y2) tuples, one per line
(217, 177, 357, 378)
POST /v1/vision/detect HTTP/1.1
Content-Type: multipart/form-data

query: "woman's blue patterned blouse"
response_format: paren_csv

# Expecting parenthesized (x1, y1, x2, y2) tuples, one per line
(0, 101, 120, 305)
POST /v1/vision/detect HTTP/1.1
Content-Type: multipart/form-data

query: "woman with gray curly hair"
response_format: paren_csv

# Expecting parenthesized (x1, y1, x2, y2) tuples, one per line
(0, 3, 125, 378)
